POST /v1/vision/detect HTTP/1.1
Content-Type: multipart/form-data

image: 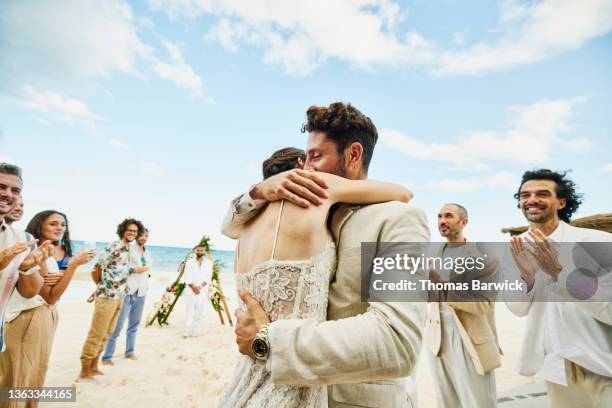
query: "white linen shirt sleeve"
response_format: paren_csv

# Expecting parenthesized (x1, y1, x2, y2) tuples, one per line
(183, 260, 195, 285)
(203, 258, 213, 284)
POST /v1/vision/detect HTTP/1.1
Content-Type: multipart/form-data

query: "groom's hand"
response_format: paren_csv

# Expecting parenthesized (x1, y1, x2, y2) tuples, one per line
(250, 169, 329, 208)
(235, 289, 270, 359)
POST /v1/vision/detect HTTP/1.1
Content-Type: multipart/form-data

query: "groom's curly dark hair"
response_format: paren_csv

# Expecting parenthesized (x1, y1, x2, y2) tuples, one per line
(301, 102, 378, 174)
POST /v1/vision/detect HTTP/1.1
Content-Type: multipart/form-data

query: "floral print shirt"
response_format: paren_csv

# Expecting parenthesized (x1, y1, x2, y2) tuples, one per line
(95, 240, 135, 299)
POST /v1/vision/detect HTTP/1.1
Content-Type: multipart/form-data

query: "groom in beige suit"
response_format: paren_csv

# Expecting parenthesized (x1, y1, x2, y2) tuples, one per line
(223, 102, 430, 407)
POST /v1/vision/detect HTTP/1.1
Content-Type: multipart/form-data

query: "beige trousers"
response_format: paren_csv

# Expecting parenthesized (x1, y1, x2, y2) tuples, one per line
(427, 312, 497, 408)
(546, 361, 612, 408)
(80, 297, 122, 362)
(0, 304, 59, 408)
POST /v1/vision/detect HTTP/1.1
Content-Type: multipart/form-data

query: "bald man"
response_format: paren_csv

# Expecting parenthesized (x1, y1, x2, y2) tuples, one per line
(425, 203, 501, 408)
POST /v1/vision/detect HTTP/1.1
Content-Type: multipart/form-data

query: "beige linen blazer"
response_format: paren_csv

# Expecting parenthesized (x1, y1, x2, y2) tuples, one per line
(425, 243, 502, 375)
(222, 198, 430, 407)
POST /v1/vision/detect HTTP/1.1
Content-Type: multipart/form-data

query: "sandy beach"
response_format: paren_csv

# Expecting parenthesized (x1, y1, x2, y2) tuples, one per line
(43, 270, 539, 408)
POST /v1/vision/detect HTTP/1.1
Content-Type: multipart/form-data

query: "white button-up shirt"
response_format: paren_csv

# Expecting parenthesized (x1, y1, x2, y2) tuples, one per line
(183, 256, 213, 295)
(522, 222, 612, 385)
(127, 244, 152, 297)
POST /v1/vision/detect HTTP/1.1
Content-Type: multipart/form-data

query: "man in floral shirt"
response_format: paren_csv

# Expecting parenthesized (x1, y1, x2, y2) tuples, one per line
(78, 218, 148, 380)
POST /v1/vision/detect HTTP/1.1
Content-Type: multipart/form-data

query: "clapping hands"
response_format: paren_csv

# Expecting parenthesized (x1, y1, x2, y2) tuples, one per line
(18, 240, 53, 272)
(0, 239, 36, 270)
(511, 230, 562, 291)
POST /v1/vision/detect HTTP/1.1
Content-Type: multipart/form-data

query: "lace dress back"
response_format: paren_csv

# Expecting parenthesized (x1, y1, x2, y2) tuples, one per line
(218, 200, 336, 408)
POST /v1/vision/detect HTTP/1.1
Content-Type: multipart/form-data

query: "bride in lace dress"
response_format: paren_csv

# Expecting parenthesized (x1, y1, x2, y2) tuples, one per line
(218, 147, 412, 408)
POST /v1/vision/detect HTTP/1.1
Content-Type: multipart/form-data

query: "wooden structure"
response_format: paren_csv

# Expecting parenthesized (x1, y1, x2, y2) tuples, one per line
(146, 236, 233, 327)
(501, 213, 612, 235)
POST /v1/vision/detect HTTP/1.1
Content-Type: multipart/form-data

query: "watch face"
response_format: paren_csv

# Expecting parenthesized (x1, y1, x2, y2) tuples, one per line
(252, 338, 269, 358)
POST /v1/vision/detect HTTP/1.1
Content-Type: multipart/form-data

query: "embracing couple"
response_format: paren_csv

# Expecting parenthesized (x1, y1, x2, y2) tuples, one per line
(219, 102, 430, 408)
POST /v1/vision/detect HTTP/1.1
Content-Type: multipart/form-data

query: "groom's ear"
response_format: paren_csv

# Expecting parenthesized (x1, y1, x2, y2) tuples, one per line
(346, 142, 364, 167)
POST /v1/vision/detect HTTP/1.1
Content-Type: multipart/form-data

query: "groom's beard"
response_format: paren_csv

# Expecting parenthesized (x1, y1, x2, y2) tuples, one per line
(331, 160, 349, 179)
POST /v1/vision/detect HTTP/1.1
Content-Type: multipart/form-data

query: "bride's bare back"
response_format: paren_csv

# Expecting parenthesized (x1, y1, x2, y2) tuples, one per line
(237, 199, 333, 274)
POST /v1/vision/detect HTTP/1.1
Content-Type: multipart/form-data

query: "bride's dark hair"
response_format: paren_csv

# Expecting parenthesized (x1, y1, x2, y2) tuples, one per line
(262, 147, 306, 179)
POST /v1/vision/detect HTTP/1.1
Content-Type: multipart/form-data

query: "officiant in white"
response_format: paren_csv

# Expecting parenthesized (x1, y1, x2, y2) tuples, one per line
(183, 244, 213, 338)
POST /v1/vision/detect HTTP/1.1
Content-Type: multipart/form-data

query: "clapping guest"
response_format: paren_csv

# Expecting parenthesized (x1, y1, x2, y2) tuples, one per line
(1, 212, 80, 396)
(25, 211, 91, 297)
(0, 163, 49, 356)
(504, 170, 612, 408)
(0, 210, 94, 404)
(102, 228, 152, 364)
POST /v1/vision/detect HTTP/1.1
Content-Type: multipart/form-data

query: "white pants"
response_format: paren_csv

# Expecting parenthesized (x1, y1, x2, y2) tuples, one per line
(183, 291, 205, 337)
(427, 312, 497, 408)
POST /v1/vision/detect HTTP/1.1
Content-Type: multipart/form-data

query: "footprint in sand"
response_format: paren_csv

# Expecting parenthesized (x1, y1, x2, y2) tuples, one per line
(167, 367, 183, 375)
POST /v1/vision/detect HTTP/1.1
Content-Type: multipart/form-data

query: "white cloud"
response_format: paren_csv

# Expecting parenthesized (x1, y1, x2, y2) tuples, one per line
(0, 0, 152, 86)
(109, 139, 130, 150)
(153, 0, 437, 76)
(153, 40, 208, 99)
(426, 172, 518, 191)
(601, 163, 612, 172)
(151, 0, 612, 76)
(17, 86, 103, 124)
(381, 98, 585, 168)
(1, 0, 209, 103)
(437, 0, 612, 75)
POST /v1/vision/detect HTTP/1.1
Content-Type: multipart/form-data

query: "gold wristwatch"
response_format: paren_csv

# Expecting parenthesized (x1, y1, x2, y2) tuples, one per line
(251, 323, 271, 360)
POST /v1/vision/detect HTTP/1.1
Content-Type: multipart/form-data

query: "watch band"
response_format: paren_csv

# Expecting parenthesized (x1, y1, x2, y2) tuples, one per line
(258, 323, 270, 338)
(252, 323, 271, 360)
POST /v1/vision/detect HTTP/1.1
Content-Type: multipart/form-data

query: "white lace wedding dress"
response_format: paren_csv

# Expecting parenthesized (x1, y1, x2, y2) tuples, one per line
(218, 201, 336, 408)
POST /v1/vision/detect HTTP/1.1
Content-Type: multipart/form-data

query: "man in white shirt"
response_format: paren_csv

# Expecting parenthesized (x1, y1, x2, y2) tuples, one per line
(0, 163, 50, 351)
(102, 228, 152, 363)
(183, 245, 213, 338)
(504, 169, 612, 408)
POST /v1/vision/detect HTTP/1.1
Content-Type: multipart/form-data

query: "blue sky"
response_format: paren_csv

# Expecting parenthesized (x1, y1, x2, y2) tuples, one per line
(1, 0, 611, 249)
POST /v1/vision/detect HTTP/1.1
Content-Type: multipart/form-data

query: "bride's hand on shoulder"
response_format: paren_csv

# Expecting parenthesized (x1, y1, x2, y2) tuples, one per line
(251, 169, 329, 208)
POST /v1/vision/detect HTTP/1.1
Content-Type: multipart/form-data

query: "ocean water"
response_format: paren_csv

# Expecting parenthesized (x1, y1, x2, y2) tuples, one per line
(65, 241, 238, 305)
(72, 240, 235, 275)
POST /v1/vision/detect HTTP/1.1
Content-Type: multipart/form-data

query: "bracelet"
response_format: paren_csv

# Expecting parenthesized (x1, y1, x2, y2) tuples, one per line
(19, 266, 40, 276)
